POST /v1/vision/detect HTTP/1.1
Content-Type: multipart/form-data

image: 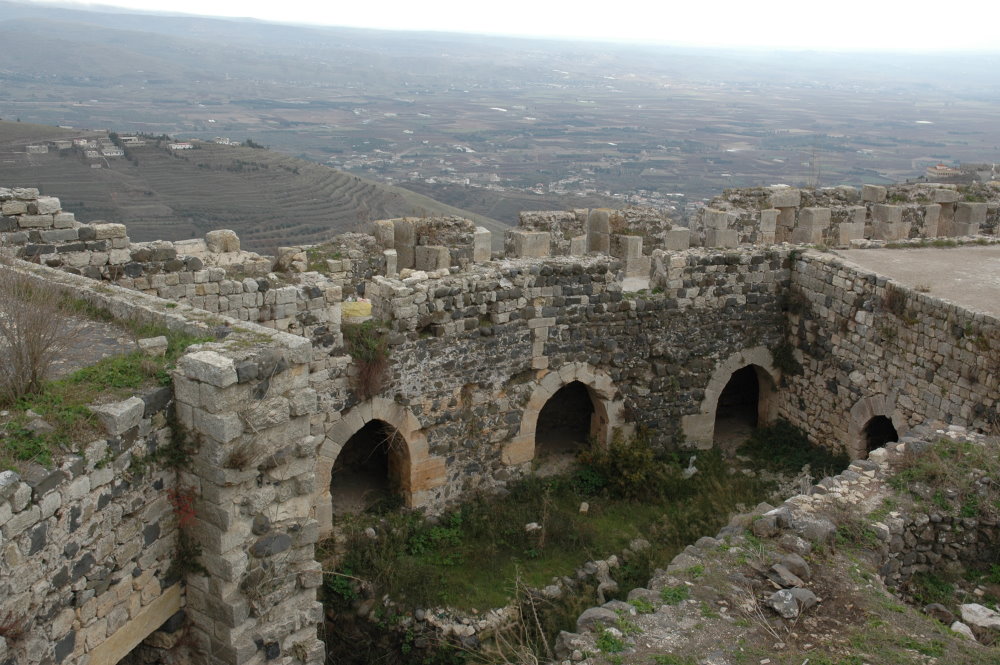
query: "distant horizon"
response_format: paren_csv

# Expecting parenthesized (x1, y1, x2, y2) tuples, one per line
(19, 0, 1000, 53)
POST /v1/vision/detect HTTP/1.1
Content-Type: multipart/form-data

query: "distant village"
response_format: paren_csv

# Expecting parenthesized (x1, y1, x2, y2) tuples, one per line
(19, 132, 225, 168)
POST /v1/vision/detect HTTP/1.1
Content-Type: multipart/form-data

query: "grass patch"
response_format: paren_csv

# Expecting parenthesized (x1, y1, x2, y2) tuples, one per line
(738, 419, 849, 476)
(660, 585, 689, 605)
(0, 328, 210, 471)
(888, 437, 999, 518)
(322, 439, 773, 612)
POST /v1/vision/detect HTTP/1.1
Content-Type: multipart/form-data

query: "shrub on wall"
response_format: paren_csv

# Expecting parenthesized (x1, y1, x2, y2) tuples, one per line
(0, 265, 81, 405)
(343, 320, 390, 399)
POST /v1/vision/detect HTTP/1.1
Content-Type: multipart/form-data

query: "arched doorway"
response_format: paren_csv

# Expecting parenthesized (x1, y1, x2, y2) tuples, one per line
(862, 415, 898, 454)
(331, 419, 407, 514)
(535, 381, 596, 458)
(713, 364, 771, 448)
(503, 362, 626, 467)
(681, 346, 780, 449)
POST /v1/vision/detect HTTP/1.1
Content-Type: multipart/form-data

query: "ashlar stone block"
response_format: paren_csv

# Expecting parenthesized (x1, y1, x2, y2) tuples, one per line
(862, 185, 887, 203)
(705, 229, 738, 248)
(473, 227, 491, 262)
(179, 351, 238, 388)
(90, 397, 145, 436)
(665, 228, 690, 250)
(414, 245, 451, 271)
(768, 187, 801, 208)
(507, 230, 551, 258)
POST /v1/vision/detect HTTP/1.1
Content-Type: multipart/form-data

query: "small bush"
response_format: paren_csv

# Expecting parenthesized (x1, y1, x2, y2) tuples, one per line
(770, 340, 803, 376)
(577, 429, 683, 502)
(0, 266, 81, 405)
(596, 628, 626, 653)
(738, 419, 848, 476)
(343, 320, 390, 399)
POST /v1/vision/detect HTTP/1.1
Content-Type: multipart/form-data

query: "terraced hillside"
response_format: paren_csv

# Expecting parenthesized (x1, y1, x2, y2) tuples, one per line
(0, 123, 507, 251)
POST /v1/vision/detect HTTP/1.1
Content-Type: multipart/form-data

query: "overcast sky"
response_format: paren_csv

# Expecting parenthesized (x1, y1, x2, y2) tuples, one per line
(54, 0, 1000, 51)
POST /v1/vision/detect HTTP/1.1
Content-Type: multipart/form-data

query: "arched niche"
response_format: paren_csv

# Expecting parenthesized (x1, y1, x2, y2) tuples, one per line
(314, 397, 444, 537)
(681, 346, 781, 449)
(503, 362, 626, 466)
(847, 394, 904, 460)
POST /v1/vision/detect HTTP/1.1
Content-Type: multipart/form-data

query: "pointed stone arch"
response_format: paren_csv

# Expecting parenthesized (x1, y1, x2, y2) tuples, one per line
(502, 362, 626, 466)
(847, 393, 903, 460)
(314, 397, 444, 537)
(681, 346, 781, 448)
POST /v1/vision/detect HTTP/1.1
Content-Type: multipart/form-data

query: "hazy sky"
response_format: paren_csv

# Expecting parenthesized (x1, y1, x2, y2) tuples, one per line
(57, 0, 1000, 51)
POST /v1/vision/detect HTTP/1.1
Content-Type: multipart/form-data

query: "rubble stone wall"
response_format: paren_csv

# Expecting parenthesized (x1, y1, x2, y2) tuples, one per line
(0, 384, 179, 665)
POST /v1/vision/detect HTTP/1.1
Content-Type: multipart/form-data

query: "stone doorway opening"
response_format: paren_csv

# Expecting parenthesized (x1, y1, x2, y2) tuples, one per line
(331, 420, 407, 514)
(535, 381, 596, 472)
(714, 365, 764, 449)
(863, 415, 899, 455)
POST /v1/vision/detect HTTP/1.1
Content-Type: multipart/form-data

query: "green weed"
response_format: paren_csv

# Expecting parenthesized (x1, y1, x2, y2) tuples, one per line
(660, 585, 689, 605)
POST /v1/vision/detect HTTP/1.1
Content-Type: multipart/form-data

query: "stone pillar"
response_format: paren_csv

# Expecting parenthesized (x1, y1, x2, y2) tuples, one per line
(933, 189, 959, 236)
(473, 227, 491, 263)
(392, 219, 415, 270)
(872, 204, 907, 241)
(955, 202, 987, 236)
(587, 209, 611, 254)
(768, 188, 802, 243)
(176, 339, 325, 665)
(611, 235, 649, 278)
(921, 204, 941, 238)
(702, 208, 737, 248)
(791, 207, 830, 245)
(759, 209, 778, 244)
(505, 230, 551, 258)
(372, 220, 395, 249)
(383, 249, 398, 278)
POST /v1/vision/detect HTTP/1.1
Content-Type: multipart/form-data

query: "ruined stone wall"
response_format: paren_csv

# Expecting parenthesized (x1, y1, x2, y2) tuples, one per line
(1, 188, 343, 346)
(780, 251, 999, 459)
(693, 183, 1000, 248)
(0, 260, 325, 665)
(0, 386, 179, 665)
(517, 210, 586, 256)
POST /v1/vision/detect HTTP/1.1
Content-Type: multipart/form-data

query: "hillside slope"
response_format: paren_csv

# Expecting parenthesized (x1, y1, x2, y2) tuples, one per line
(0, 123, 507, 250)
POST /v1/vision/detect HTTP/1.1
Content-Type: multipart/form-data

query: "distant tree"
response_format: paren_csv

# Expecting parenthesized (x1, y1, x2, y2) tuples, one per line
(243, 139, 265, 150)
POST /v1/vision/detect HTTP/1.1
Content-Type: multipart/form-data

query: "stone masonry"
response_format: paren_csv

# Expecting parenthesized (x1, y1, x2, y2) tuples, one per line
(0, 177, 996, 664)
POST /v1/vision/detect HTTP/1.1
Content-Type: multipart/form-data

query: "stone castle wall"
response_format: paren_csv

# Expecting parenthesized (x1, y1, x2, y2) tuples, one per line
(781, 252, 999, 459)
(1, 176, 998, 665)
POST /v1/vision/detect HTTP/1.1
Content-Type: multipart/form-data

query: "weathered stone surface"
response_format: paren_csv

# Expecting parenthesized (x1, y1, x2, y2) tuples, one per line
(179, 351, 238, 388)
(205, 229, 240, 253)
(960, 603, 1000, 631)
(251, 533, 292, 558)
(768, 589, 799, 618)
(90, 397, 145, 436)
(575, 606, 618, 632)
